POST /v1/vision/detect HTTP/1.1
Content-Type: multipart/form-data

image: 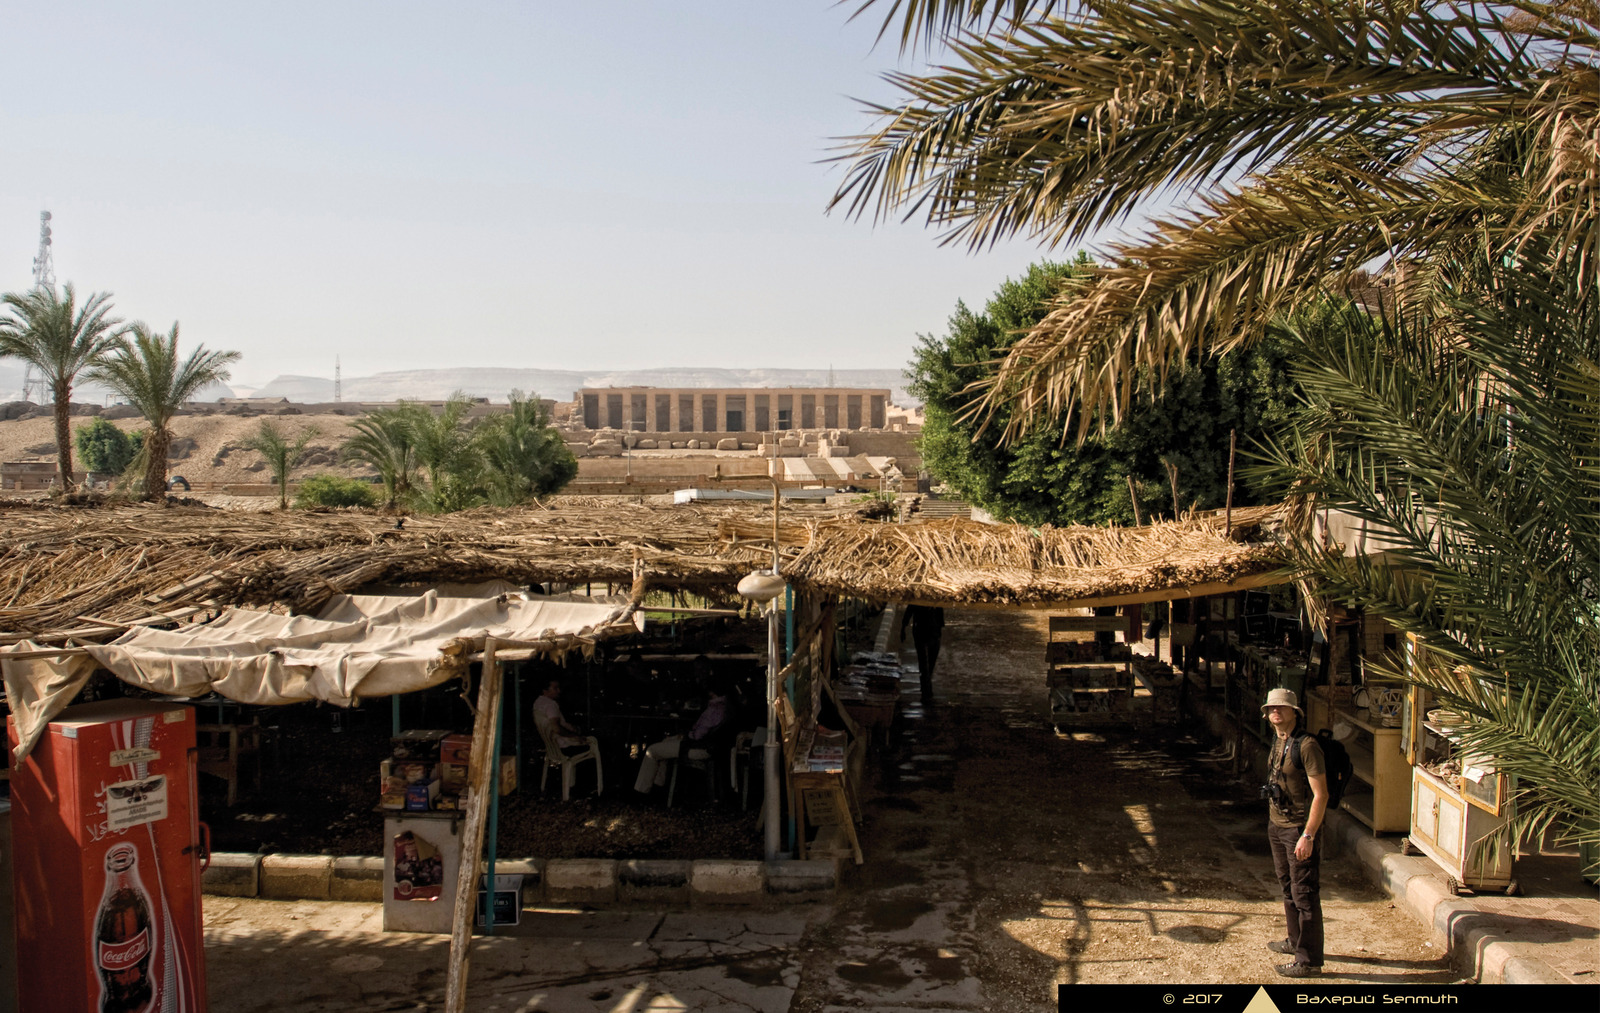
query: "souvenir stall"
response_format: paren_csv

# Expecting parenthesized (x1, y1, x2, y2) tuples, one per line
(1399, 638, 1517, 894)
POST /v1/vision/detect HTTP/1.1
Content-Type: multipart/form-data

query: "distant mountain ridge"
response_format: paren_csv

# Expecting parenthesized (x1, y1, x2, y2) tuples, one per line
(253, 367, 919, 406)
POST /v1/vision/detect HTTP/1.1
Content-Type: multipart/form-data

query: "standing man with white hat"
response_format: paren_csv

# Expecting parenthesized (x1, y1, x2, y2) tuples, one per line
(1262, 686, 1328, 977)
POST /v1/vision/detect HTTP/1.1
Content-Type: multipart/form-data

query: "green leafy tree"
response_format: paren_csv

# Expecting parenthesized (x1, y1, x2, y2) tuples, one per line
(1258, 251, 1599, 863)
(242, 419, 321, 509)
(0, 284, 122, 487)
(342, 406, 424, 508)
(295, 474, 378, 509)
(912, 259, 1297, 525)
(73, 417, 142, 478)
(471, 392, 577, 506)
(837, 0, 1597, 433)
(87, 323, 239, 499)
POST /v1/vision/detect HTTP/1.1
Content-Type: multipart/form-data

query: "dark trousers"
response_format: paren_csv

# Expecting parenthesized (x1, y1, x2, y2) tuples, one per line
(1267, 822, 1324, 966)
(913, 631, 941, 704)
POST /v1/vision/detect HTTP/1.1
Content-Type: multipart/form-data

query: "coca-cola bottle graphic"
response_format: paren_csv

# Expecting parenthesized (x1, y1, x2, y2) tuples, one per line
(95, 843, 156, 1013)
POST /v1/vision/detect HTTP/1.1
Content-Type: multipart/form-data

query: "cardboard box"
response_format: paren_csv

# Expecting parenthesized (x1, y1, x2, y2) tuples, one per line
(404, 780, 440, 812)
(440, 733, 474, 765)
(498, 756, 517, 796)
(380, 790, 407, 810)
(440, 762, 467, 792)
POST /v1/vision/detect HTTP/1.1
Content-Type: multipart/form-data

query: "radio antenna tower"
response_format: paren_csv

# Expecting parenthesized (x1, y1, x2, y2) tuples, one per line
(22, 211, 56, 401)
(31, 211, 55, 291)
(334, 356, 342, 403)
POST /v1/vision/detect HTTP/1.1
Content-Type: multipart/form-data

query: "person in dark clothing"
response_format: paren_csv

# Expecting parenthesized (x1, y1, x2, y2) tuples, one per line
(900, 604, 946, 706)
(1262, 687, 1328, 978)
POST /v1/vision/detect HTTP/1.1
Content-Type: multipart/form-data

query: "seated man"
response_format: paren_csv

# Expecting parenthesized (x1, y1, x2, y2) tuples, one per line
(533, 678, 589, 755)
(633, 672, 738, 794)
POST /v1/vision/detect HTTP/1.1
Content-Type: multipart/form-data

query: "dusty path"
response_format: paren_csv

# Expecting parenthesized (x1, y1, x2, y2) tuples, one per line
(202, 607, 1456, 1011)
(789, 607, 1460, 1011)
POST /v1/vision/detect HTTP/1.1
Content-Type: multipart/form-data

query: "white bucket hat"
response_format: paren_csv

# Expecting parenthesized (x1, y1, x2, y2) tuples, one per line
(1261, 687, 1303, 716)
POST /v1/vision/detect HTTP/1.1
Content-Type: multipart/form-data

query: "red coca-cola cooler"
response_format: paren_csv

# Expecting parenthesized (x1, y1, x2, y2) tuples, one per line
(7, 699, 208, 1012)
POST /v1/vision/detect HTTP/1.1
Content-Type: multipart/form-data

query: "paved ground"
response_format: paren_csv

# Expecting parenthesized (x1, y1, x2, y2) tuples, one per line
(203, 608, 1467, 1011)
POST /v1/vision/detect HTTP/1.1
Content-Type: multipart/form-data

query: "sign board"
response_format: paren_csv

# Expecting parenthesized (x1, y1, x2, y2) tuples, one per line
(476, 874, 523, 928)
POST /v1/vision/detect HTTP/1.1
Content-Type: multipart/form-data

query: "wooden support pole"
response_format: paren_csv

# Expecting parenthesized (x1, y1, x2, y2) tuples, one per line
(1126, 474, 1143, 527)
(1224, 428, 1237, 538)
(1164, 458, 1181, 521)
(444, 637, 502, 1013)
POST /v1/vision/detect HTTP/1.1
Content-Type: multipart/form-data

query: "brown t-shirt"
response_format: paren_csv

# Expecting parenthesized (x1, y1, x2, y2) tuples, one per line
(1268, 732, 1325, 829)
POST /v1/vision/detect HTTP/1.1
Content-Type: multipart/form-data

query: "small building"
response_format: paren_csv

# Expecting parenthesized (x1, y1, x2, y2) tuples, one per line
(1, 461, 84, 491)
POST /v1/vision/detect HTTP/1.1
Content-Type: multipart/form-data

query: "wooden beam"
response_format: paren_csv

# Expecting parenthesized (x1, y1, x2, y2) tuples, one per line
(444, 638, 502, 1013)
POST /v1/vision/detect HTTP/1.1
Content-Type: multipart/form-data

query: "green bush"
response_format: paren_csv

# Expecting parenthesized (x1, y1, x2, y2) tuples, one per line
(295, 474, 378, 509)
(74, 418, 143, 477)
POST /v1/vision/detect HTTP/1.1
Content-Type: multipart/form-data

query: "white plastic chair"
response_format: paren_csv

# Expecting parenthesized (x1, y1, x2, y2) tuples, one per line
(535, 716, 603, 801)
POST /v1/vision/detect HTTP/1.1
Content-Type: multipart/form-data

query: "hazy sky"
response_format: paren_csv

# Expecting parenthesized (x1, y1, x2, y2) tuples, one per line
(1, 3, 1079, 390)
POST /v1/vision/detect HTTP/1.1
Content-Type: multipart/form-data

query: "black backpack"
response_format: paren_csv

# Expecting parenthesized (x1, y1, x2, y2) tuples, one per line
(1291, 730, 1354, 810)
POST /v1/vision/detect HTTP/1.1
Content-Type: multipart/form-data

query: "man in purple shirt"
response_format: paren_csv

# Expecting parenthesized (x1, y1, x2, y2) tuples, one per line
(633, 669, 737, 794)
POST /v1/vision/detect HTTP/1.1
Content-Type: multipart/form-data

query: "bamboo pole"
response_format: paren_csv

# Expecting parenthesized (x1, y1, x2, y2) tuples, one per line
(1126, 475, 1143, 526)
(444, 637, 502, 1013)
(1225, 429, 1237, 538)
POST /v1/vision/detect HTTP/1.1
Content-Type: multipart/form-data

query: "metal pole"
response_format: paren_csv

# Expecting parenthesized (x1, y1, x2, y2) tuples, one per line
(513, 664, 523, 788)
(763, 466, 783, 862)
(392, 694, 400, 737)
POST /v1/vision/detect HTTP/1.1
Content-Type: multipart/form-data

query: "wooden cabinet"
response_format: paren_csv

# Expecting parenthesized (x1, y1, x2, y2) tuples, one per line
(1409, 766, 1514, 892)
(1047, 615, 1134, 728)
(1332, 706, 1411, 834)
(1404, 676, 1516, 892)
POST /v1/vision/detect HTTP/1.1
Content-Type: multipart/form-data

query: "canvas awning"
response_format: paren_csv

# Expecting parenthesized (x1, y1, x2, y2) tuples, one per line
(3, 588, 641, 765)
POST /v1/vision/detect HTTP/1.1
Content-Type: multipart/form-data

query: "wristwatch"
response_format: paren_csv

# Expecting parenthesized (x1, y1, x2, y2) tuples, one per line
(1300, 832, 1314, 840)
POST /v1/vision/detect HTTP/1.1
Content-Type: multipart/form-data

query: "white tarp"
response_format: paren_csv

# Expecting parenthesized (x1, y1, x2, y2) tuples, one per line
(3, 588, 640, 765)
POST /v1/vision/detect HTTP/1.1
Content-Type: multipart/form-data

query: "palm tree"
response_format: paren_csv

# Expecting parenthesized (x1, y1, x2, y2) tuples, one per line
(342, 407, 423, 509)
(88, 323, 240, 499)
(242, 419, 320, 509)
(472, 392, 577, 506)
(411, 392, 477, 493)
(0, 284, 122, 487)
(835, 0, 1597, 433)
(1257, 249, 1598, 863)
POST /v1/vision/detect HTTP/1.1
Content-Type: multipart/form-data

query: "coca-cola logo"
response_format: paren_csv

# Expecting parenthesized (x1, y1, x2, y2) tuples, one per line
(98, 929, 149, 971)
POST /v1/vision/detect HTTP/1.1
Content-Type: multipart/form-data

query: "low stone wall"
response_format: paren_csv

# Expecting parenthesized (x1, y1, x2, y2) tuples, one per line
(204, 853, 837, 909)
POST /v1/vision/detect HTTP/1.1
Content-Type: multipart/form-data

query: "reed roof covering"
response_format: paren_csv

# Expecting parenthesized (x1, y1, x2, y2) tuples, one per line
(0, 497, 840, 645)
(0, 497, 1288, 643)
(783, 504, 1287, 608)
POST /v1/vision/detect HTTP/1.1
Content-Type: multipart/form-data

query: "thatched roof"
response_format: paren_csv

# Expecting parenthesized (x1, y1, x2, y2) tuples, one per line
(0, 497, 1288, 644)
(783, 504, 1287, 608)
(0, 497, 843, 645)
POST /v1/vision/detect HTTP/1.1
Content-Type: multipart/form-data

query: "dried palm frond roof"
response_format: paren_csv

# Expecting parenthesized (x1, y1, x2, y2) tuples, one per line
(783, 504, 1288, 608)
(0, 497, 851, 645)
(0, 496, 1289, 644)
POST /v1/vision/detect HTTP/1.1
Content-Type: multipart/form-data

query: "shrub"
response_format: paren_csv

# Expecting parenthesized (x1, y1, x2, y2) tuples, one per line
(295, 474, 377, 509)
(73, 418, 142, 477)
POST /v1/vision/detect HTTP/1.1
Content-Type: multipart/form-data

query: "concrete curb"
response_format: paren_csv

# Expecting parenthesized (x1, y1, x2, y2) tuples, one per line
(1327, 810, 1570, 984)
(330, 856, 384, 902)
(260, 854, 333, 900)
(619, 860, 691, 905)
(545, 859, 619, 905)
(202, 852, 261, 897)
(690, 860, 765, 905)
(204, 852, 837, 909)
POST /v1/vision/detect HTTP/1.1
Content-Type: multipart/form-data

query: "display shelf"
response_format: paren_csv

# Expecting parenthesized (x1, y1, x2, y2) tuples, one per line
(1332, 705, 1410, 834)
